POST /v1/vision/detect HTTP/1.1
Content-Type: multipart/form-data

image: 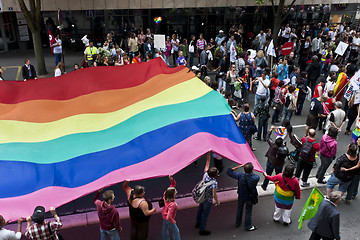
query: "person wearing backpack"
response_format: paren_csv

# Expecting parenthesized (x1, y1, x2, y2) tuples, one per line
(195, 154, 220, 236)
(253, 96, 270, 141)
(226, 162, 260, 231)
(295, 129, 320, 187)
(316, 127, 338, 184)
(261, 126, 289, 191)
(263, 164, 301, 226)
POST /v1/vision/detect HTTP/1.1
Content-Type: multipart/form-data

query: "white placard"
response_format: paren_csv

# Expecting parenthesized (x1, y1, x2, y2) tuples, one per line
(354, 91, 360, 105)
(154, 34, 165, 49)
(334, 41, 349, 56)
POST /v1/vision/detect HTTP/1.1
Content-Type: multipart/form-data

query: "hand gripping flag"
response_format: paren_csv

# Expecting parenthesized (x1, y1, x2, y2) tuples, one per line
(0, 58, 262, 220)
(298, 187, 324, 229)
(48, 29, 56, 55)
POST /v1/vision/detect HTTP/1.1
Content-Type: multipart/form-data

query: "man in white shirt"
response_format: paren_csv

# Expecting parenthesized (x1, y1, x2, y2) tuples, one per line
(0, 215, 22, 240)
(51, 34, 62, 68)
(312, 35, 322, 53)
(351, 32, 360, 60)
(282, 24, 291, 43)
(255, 71, 270, 106)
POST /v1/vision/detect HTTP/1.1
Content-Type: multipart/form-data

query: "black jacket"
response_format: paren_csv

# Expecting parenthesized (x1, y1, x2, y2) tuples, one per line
(21, 64, 37, 80)
(308, 199, 340, 240)
(306, 61, 320, 82)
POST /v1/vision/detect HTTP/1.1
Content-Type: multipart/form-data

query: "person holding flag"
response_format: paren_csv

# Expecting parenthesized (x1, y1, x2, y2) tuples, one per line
(307, 191, 341, 240)
(51, 34, 62, 68)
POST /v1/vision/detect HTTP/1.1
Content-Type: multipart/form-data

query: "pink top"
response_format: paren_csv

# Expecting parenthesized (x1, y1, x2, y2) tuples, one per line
(161, 179, 178, 224)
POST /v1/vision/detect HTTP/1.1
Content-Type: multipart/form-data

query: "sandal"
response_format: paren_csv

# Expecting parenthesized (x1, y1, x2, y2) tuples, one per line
(251, 147, 256, 151)
(345, 130, 351, 135)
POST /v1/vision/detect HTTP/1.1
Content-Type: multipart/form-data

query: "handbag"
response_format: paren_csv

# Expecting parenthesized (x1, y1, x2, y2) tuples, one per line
(48, 221, 64, 240)
(287, 96, 296, 112)
(244, 174, 258, 205)
(244, 113, 257, 135)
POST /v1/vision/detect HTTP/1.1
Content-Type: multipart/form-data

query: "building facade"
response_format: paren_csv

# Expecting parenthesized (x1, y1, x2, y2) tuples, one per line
(0, 0, 359, 51)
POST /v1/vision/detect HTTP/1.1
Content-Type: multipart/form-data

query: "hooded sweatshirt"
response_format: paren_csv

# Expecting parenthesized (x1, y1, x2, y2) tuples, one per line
(94, 191, 121, 231)
(320, 134, 337, 158)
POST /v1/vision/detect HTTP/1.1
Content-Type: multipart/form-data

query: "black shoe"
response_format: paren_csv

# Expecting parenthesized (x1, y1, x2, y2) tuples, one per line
(246, 225, 257, 231)
(317, 180, 327, 184)
(235, 224, 241, 228)
(199, 230, 211, 235)
(195, 223, 200, 228)
(283, 221, 292, 226)
(273, 219, 280, 223)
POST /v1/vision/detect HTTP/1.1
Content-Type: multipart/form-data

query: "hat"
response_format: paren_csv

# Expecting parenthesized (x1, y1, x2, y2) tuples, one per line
(219, 30, 224, 33)
(32, 206, 45, 224)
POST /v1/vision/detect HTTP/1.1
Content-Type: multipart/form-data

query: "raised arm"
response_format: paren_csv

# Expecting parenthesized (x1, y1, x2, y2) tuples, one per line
(123, 180, 132, 199)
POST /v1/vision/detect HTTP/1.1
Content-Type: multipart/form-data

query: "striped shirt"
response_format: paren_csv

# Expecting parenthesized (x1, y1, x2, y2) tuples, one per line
(25, 217, 63, 240)
(196, 39, 207, 50)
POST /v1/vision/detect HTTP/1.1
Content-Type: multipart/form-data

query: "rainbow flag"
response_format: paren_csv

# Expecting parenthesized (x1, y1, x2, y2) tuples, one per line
(333, 72, 348, 101)
(274, 127, 286, 137)
(352, 127, 360, 143)
(274, 184, 295, 210)
(0, 58, 261, 220)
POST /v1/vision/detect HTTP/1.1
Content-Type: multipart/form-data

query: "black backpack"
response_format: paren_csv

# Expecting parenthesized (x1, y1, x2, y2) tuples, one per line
(300, 138, 315, 160)
(276, 145, 289, 161)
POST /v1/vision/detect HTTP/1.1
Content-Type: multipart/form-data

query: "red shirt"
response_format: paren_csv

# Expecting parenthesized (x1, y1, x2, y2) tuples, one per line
(301, 137, 320, 162)
(324, 97, 334, 110)
(270, 77, 280, 90)
(313, 84, 322, 98)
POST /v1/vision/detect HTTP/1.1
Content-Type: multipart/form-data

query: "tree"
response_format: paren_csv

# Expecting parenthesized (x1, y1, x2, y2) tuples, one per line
(255, 0, 297, 48)
(18, 0, 47, 75)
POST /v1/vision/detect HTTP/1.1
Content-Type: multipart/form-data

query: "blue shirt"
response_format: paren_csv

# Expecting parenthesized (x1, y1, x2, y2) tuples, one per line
(226, 168, 260, 201)
(277, 63, 289, 81)
(177, 56, 186, 66)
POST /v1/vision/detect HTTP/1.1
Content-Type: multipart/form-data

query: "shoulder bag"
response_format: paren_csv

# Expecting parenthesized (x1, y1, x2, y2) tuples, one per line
(282, 175, 297, 198)
(244, 174, 258, 205)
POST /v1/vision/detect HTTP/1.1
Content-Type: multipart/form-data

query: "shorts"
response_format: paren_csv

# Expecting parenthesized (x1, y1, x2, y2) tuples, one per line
(306, 114, 319, 129)
(326, 173, 351, 193)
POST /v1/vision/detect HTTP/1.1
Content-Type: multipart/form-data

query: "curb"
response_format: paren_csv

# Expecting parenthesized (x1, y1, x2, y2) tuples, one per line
(21, 177, 329, 230)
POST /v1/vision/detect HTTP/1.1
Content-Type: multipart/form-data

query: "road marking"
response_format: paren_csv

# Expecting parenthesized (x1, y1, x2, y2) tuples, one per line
(2, 66, 22, 80)
(292, 124, 306, 128)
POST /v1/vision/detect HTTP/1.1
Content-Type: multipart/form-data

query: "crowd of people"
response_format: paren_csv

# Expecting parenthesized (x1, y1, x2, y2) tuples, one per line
(2, 20, 360, 240)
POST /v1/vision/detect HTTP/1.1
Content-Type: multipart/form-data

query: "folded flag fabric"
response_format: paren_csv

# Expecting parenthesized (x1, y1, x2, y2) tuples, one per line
(298, 187, 324, 230)
(0, 58, 262, 220)
(333, 72, 348, 101)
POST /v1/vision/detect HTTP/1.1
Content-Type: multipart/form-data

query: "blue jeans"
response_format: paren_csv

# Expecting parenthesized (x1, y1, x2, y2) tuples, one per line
(280, 107, 293, 125)
(189, 52, 195, 67)
(162, 219, 181, 240)
(257, 116, 268, 140)
(236, 197, 253, 229)
(346, 174, 360, 200)
(196, 200, 212, 231)
(55, 53, 62, 67)
(262, 161, 283, 189)
(100, 228, 120, 240)
(254, 94, 265, 107)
